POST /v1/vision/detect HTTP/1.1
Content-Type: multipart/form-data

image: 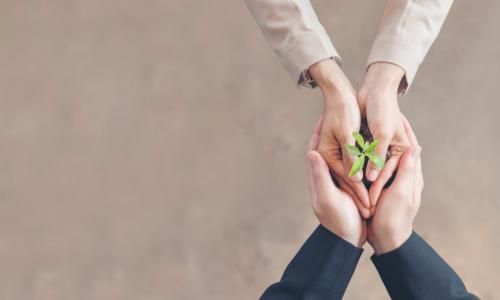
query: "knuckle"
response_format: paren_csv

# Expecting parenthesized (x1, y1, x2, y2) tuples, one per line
(318, 143, 342, 162)
(317, 145, 329, 160)
(390, 145, 408, 156)
(372, 125, 391, 141)
(336, 134, 351, 145)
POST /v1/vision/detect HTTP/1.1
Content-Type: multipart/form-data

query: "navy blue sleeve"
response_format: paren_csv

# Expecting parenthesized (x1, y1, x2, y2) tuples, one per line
(260, 225, 363, 300)
(371, 231, 479, 300)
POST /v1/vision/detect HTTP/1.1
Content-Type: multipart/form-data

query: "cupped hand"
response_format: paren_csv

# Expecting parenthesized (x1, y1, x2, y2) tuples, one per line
(309, 60, 370, 218)
(358, 62, 411, 207)
(367, 116, 423, 254)
(306, 117, 367, 247)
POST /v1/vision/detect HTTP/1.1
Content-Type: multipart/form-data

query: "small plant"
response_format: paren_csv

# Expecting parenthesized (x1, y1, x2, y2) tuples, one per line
(345, 132, 385, 177)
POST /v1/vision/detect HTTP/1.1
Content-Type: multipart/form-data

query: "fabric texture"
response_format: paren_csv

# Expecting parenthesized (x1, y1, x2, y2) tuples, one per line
(244, 0, 454, 93)
(260, 225, 363, 300)
(371, 231, 479, 300)
(261, 229, 479, 299)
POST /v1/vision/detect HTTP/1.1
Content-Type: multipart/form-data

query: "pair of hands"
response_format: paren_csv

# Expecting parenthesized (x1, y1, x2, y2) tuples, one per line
(306, 115, 422, 253)
(309, 60, 410, 218)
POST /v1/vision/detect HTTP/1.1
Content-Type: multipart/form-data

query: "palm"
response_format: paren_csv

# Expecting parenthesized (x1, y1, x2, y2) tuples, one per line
(367, 192, 390, 246)
(319, 100, 371, 218)
(308, 117, 367, 247)
(333, 190, 367, 246)
(367, 115, 423, 253)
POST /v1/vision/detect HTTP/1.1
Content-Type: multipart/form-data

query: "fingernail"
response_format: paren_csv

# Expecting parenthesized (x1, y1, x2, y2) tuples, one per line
(369, 169, 378, 181)
(412, 146, 422, 159)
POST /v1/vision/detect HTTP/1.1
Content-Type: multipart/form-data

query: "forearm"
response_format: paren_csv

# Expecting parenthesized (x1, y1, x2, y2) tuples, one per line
(244, 0, 339, 86)
(261, 225, 363, 300)
(309, 59, 354, 95)
(367, 0, 454, 93)
(371, 232, 479, 300)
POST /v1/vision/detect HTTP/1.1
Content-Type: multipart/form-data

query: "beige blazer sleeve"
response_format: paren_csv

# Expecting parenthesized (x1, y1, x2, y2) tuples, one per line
(244, 0, 453, 92)
(243, 0, 340, 86)
(368, 0, 454, 93)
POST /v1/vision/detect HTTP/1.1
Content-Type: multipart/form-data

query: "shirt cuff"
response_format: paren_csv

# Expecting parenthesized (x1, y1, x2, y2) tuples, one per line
(367, 36, 423, 95)
(299, 56, 342, 89)
(281, 30, 340, 89)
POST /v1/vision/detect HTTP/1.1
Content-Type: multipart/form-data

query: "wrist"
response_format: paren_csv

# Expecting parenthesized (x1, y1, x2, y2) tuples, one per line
(309, 59, 354, 96)
(341, 233, 365, 249)
(362, 62, 404, 95)
(371, 228, 412, 255)
(322, 223, 365, 248)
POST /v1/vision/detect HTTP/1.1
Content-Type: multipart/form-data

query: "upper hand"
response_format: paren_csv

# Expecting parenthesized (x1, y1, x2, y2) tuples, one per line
(367, 116, 423, 254)
(309, 59, 370, 218)
(306, 117, 367, 247)
(358, 62, 411, 207)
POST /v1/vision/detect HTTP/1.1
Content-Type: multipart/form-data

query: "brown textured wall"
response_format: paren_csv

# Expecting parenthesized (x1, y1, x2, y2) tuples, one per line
(0, 0, 499, 299)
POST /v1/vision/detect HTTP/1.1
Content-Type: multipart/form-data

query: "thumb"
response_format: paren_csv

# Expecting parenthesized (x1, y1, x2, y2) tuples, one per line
(341, 133, 363, 182)
(307, 151, 339, 203)
(391, 146, 422, 189)
(366, 133, 390, 182)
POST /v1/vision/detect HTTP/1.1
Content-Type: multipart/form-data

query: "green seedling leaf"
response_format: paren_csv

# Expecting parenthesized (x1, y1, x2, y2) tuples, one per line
(367, 153, 385, 169)
(366, 139, 380, 153)
(349, 155, 365, 177)
(363, 141, 369, 151)
(345, 144, 361, 156)
(352, 132, 365, 149)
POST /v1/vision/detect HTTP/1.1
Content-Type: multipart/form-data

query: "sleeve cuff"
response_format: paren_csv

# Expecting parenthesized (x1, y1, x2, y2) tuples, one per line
(315, 224, 364, 252)
(285, 225, 363, 282)
(367, 36, 423, 95)
(261, 225, 362, 299)
(370, 231, 416, 263)
(287, 225, 363, 297)
(370, 232, 477, 300)
(281, 30, 340, 89)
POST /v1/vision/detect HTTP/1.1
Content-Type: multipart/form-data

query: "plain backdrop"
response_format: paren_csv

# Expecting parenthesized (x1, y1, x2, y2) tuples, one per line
(0, 0, 499, 299)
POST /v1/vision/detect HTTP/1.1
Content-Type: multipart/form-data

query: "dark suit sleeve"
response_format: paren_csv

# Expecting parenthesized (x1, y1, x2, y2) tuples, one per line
(260, 225, 363, 300)
(371, 231, 479, 300)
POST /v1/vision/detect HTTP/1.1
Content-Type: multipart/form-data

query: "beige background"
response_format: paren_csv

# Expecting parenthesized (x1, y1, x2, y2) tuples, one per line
(0, 0, 499, 299)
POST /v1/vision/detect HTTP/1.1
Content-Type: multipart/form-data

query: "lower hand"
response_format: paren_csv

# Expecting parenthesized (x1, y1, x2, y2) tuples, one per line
(367, 116, 423, 254)
(306, 117, 367, 247)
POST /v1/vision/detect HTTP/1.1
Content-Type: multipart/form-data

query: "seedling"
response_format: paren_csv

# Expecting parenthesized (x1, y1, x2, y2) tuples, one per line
(345, 132, 385, 177)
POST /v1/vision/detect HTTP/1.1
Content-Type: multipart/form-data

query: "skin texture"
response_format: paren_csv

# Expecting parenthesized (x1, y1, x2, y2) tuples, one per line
(359, 62, 411, 207)
(368, 115, 423, 254)
(310, 60, 410, 215)
(309, 59, 370, 218)
(306, 117, 367, 247)
(306, 115, 423, 253)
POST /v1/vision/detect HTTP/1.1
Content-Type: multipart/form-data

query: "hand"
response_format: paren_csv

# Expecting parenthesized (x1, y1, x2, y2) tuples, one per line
(306, 117, 367, 247)
(367, 116, 423, 254)
(358, 62, 411, 207)
(309, 59, 370, 218)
